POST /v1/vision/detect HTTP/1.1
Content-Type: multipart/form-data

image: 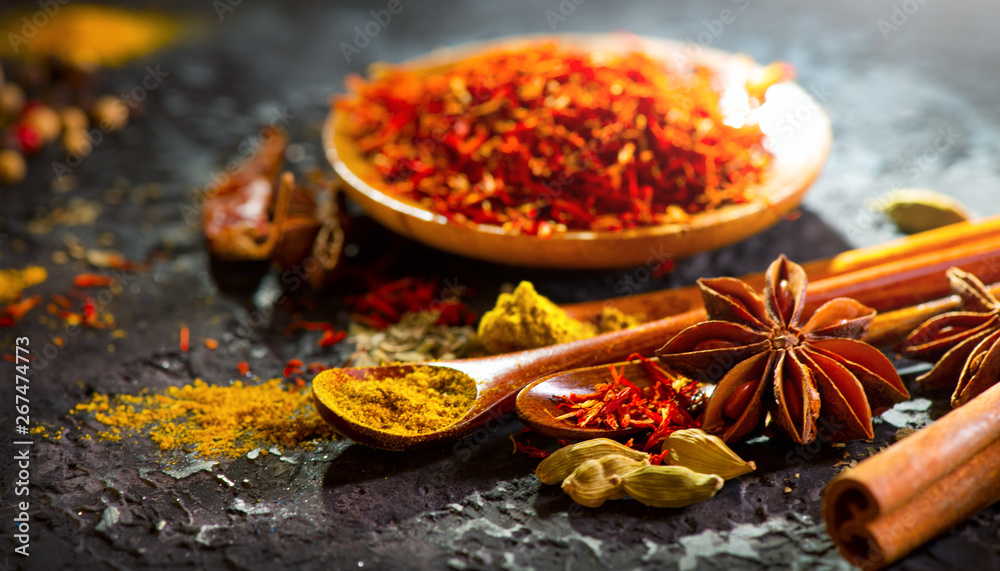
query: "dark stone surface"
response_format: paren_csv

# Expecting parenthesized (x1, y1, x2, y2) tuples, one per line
(1, 1, 999, 569)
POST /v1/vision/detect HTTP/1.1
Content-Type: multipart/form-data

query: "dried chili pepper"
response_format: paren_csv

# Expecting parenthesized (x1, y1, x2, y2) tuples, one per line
(283, 359, 304, 378)
(179, 326, 190, 352)
(201, 128, 348, 289)
(338, 41, 786, 236)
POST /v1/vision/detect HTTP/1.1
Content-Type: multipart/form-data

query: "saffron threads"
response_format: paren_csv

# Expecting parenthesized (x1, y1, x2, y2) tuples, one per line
(555, 354, 703, 451)
(179, 326, 190, 352)
(338, 41, 786, 236)
(345, 276, 475, 329)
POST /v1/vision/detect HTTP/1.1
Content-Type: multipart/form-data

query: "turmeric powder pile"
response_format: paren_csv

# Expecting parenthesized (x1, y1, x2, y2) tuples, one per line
(314, 365, 476, 436)
(71, 379, 336, 458)
(477, 281, 642, 353)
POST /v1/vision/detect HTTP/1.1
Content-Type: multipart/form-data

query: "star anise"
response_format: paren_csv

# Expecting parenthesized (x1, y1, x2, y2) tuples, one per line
(656, 255, 909, 444)
(900, 267, 1000, 408)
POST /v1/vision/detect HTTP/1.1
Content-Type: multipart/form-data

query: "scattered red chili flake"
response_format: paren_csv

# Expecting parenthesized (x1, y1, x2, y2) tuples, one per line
(2, 354, 33, 363)
(338, 41, 788, 235)
(204, 338, 219, 350)
(73, 273, 115, 288)
(51, 294, 72, 309)
(648, 449, 670, 466)
(307, 361, 328, 374)
(509, 430, 550, 459)
(179, 326, 190, 352)
(81, 298, 99, 328)
(554, 354, 703, 451)
(237, 361, 250, 376)
(284, 320, 334, 333)
(1, 295, 42, 326)
(283, 358, 304, 378)
(318, 329, 347, 348)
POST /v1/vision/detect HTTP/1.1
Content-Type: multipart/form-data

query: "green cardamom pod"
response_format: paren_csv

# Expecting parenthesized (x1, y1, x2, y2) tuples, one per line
(621, 465, 724, 508)
(561, 458, 628, 508)
(536, 438, 649, 485)
(876, 188, 970, 234)
(662, 428, 756, 480)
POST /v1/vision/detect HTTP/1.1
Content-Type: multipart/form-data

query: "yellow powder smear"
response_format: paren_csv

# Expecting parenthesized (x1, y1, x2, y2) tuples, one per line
(72, 379, 336, 458)
(315, 366, 476, 436)
(477, 281, 643, 353)
(596, 306, 644, 333)
(0, 6, 179, 67)
(0, 266, 47, 304)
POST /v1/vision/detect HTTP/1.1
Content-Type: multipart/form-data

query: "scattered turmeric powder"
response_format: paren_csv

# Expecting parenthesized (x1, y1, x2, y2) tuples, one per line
(0, 265, 47, 304)
(71, 379, 336, 458)
(313, 365, 476, 436)
(477, 282, 642, 353)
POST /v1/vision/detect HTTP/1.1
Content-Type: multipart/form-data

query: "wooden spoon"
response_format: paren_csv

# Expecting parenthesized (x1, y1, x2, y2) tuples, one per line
(324, 33, 832, 269)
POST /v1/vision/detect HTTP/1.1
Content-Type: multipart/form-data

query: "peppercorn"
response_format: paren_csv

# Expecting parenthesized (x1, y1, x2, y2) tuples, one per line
(0, 84, 25, 116)
(61, 106, 89, 131)
(63, 128, 92, 157)
(0, 149, 27, 184)
(92, 95, 128, 131)
(22, 104, 61, 143)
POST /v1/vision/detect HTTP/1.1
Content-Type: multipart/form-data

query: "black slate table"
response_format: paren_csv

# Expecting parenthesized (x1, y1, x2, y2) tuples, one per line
(2, 1, 999, 569)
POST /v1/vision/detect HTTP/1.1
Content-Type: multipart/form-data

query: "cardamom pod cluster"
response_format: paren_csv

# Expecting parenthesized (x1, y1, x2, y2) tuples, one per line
(536, 431, 754, 509)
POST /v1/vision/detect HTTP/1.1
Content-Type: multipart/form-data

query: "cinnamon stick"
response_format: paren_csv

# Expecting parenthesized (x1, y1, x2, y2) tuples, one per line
(562, 215, 1000, 322)
(589, 241, 1000, 360)
(823, 382, 1000, 570)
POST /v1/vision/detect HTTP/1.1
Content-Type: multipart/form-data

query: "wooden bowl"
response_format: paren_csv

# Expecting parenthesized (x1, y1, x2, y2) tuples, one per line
(323, 33, 832, 269)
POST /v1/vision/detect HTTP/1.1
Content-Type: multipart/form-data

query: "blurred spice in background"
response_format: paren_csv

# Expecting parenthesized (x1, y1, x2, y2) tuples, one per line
(0, 5, 179, 184)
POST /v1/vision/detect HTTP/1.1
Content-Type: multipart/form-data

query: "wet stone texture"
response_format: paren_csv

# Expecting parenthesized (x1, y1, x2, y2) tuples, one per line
(2, 0, 1000, 569)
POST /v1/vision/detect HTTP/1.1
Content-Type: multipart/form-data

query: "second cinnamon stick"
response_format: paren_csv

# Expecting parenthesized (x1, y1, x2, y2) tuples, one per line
(822, 382, 1000, 570)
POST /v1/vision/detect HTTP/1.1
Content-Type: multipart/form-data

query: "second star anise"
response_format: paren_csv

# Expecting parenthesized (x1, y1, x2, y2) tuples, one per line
(900, 267, 1000, 408)
(656, 255, 909, 445)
